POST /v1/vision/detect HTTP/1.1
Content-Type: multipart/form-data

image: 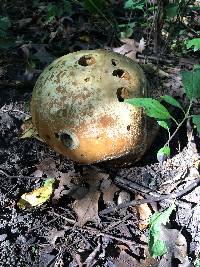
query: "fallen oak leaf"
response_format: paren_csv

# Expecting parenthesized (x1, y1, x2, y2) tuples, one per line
(73, 190, 101, 227)
(36, 158, 60, 178)
(73, 167, 109, 226)
(113, 37, 145, 61)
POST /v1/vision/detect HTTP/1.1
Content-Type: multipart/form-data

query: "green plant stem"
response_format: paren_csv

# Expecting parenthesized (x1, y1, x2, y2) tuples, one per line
(165, 100, 193, 146)
(171, 116, 179, 126)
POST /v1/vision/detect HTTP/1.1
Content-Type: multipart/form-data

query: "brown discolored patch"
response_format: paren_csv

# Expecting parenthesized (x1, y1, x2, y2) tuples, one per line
(78, 55, 96, 66)
(84, 77, 90, 82)
(99, 115, 115, 128)
(111, 59, 118, 66)
(54, 132, 59, 138)
(72, 81, 78, 86)
(47, 101, 54, 108)
(112, 69, 130, 80)
(69, 71, 75, 76)
(60, 96, 67, 103)
(116, 87, 129, 102)
(45, 134, 51, 140)
(56, 86, 64, 93)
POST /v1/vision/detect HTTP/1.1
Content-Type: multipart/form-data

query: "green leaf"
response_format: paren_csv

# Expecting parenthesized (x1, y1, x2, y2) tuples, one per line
(124, 0, 144, 10)
(148, 203, 176, 257)
(166, 3, 179, 18)
(0, 16, 11, 31)
(125, 98, 172, 120)
(194, 258, 200, 267)
(157, 120, 170, 131)
(161, 95, 183, 110)
(0, 16, 11, 40)
(120, 27, 134, 38)
(192, 115, 200, 134)
(181, 68, 200, 100)
(186, 38, 200, 52)
(157, 146, 170, 159)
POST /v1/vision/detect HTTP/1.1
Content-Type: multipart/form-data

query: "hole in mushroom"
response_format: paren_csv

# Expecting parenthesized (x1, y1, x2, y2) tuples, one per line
(111, 59, 118, 66)
(60, 131, 80, 150)
(112, 69, 130, 80)
(116, 87, 129, 102)
(84, 77, 90, 82)
(54, 133, 59, 138)
(78, 55, 96, 66)
(127, 125, 131, 131)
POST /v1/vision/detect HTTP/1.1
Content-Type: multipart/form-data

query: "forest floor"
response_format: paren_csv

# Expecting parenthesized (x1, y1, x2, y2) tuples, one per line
(0, 1, 200, 266)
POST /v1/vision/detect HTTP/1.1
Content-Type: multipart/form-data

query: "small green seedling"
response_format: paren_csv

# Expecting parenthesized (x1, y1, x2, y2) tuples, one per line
(148, 203, 176, 257)
(125, 65, 200, 162)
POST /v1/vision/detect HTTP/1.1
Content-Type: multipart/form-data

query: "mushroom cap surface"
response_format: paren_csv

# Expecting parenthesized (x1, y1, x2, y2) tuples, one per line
(31, 49, 152, 164)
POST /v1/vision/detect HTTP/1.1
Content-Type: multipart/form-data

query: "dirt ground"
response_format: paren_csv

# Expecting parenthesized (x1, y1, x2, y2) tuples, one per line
(0, 82, 199, 266)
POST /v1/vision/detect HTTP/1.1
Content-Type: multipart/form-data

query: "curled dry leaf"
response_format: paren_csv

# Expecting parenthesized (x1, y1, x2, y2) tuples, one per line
(100, 178, 119, 206)
(20, 117, 41, 140)
(113, 37, 145, 61)
(135, 194, 152, 230)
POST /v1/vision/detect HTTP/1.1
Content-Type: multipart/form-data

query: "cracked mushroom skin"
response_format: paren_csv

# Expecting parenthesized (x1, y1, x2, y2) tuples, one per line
(31, 49, 154, 164)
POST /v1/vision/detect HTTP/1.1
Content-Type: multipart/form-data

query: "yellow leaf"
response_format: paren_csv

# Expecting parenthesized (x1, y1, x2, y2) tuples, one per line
(18, 178, 55, 208)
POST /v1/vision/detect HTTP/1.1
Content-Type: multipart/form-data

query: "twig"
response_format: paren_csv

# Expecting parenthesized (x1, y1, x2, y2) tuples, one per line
(50, 211, 140, 247)
(99, 176, 200, 215)
(0, 170, 49, 180)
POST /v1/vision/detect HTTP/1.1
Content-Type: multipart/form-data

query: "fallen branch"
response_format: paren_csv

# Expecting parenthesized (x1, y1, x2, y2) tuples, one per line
(99, 176, 200, 215)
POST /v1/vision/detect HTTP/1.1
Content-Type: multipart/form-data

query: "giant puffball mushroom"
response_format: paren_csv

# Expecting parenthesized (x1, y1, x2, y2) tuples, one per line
(31, 49, 156, 165)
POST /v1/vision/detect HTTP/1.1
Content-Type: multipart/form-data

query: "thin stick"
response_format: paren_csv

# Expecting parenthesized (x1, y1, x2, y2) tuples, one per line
(99, 176, 200, 215)
(0, 170, 49, 180)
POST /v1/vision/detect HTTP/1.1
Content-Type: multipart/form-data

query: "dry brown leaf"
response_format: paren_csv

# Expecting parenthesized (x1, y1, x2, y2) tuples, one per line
(36, 158, 59, 177)
(52, 171, 80, 203)
(113, 37, 145, 61)
(73, 167, 109, 226)
(47, 229, 65, 246)
(101, 179, 119, 206)
(20, 117, 42, 140)
(158, 226, 190, 266)
(135, 194, 152, 230)
(74, 190, 101, 227)
(35, 158, 83, 203)
(113, 250, 140, 267)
